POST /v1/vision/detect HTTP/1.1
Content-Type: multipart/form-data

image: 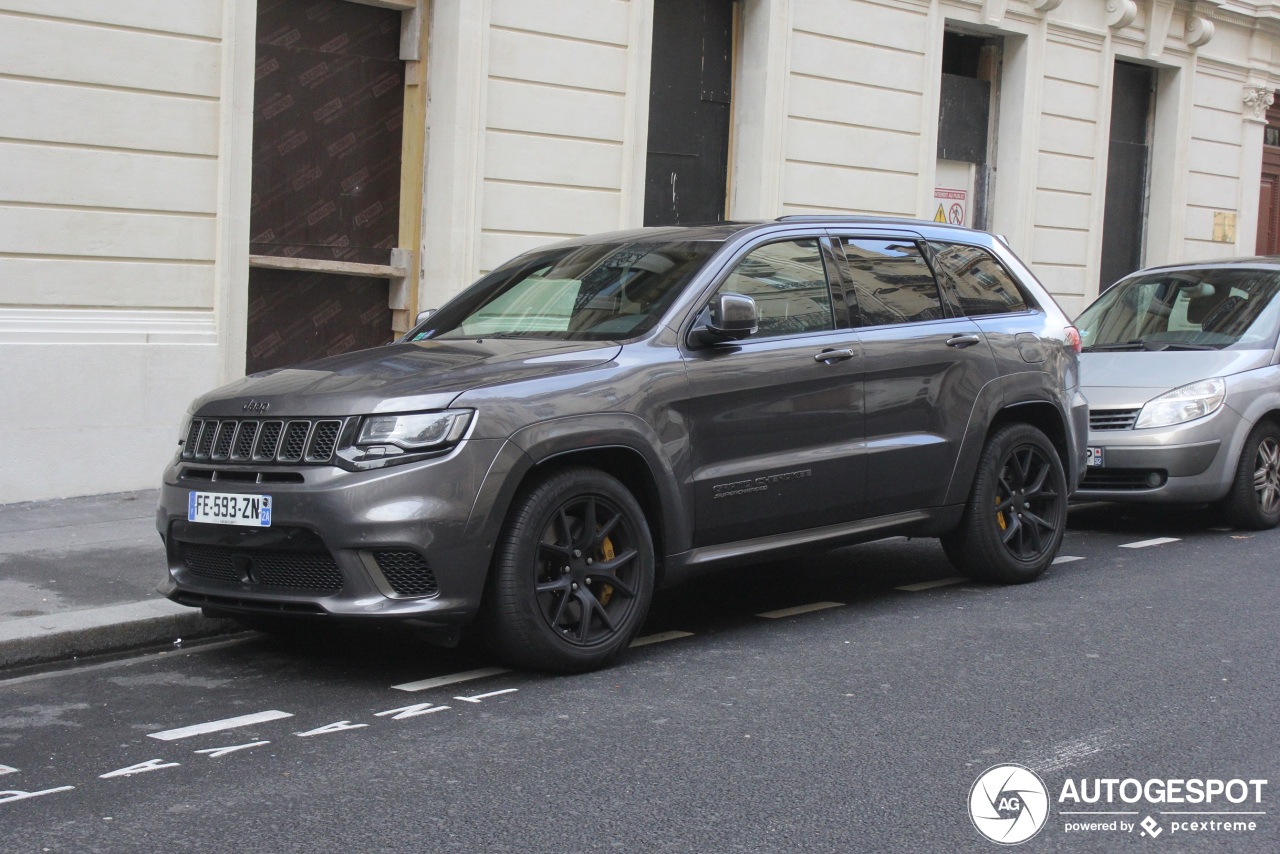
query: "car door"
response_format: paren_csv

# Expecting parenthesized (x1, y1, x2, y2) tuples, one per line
(831, 234, 1001, 516)
(681, 234, 866, 548)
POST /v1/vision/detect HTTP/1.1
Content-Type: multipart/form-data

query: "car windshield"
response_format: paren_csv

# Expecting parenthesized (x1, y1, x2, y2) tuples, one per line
(412, 240, 720, 342)
(1076, 268, 1280, 352)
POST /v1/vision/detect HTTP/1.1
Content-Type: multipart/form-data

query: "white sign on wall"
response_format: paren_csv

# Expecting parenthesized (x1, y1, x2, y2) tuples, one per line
(934, 160, 976, 228)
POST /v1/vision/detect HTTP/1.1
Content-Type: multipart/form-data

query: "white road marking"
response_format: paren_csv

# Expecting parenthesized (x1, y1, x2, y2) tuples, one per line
(756, 601, 844, 619)
(148, 710, 293, 742)
(392, 667, 511, 693)
(100, 759, 180, 779)
(1053, 555, 1085, 564)
(1120, 537, 1180, 549)
(194, 741, 270, 758)
(376, 703, 451, 720)
(0, 786, 74, 804)
(0, 764, 17, 776)
(631, 630, 694, 647)
(454, 688, 519, 703)
(895, 578, 965, 592)
(294, 721, 368, 738)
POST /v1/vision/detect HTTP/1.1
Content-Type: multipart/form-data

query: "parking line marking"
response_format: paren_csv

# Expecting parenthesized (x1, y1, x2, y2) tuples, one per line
(454, 688, 519, 703)
(1119, 537, 1180, 549)
(147, 710, 293, 742)
(1053, 555, 1085, 564)
(392, 667, 511, 693)
(757, 601, 844, 619)
(631, 630, 694, 647)
(895, 578, 965, 592)
(194, 741, 270, 758)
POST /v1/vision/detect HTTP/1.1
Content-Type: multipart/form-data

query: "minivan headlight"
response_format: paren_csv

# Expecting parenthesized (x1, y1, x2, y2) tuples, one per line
(357, 410, 473, 450)
(1134, 378, 1225, 429)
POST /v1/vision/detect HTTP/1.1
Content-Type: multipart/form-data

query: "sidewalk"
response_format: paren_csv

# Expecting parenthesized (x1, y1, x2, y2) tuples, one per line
(0, 490, 238, 671)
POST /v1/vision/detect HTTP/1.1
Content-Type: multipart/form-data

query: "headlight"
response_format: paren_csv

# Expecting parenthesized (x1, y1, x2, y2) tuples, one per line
(1134, 378, 1225, 429)
(356, 410, 473, 450)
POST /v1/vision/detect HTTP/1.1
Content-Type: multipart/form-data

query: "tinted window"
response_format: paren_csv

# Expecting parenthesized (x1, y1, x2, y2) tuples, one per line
(840, 238, 943, 326)
(929, 242, 1029, 316)
(715, 239, 834, 338)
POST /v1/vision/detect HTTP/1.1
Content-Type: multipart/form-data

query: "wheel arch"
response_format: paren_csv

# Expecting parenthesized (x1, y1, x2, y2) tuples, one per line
(471, 415, 690, 590)
(945, 397, 1073, 505)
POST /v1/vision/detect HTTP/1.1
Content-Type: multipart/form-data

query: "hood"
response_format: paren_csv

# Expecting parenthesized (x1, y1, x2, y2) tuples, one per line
(1079, 349, 1272, 408)
(192, 339, 623, 417)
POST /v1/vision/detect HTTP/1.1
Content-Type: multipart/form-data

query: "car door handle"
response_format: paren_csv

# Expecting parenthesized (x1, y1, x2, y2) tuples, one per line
(814, 348, 855, 364)
(945, 334, 982, 348)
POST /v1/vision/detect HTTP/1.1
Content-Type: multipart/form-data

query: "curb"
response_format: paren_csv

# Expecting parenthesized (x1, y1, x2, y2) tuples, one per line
(0, 600, 240, 671)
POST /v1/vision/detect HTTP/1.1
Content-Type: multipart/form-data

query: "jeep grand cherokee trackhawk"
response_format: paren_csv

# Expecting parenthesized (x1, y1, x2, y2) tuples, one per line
(158, 218, 1088, 672)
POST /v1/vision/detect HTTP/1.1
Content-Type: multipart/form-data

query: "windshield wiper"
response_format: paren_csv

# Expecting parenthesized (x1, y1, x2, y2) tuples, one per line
(1157, 343, 1218, 351)
(1081, 340, 1145, 352)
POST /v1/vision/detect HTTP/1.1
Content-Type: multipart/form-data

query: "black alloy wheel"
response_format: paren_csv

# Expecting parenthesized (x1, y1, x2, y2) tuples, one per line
(483, 468, 654, 672)
(942, 423, 1068, 583)
(1221, 420, 1280, 530)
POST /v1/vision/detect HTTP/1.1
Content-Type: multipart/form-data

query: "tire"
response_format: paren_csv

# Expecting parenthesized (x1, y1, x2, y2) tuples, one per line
(1220, 420, 1280, 530)
(481, 467, 655, 673)
(941, 423, 1068, 583)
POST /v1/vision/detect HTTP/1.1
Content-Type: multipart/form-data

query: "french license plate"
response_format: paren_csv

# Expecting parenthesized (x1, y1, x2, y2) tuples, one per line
(1086, 446, 1105, 467)
(188, 491, 272, 527)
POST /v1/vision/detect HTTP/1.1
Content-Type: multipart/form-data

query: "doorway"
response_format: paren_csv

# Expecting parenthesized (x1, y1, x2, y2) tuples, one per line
(643, 0, 735, 226)
(1099, 61, 1155, 291)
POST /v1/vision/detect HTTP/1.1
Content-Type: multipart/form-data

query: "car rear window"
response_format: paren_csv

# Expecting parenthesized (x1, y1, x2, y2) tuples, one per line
(928, 242, 1029, 316)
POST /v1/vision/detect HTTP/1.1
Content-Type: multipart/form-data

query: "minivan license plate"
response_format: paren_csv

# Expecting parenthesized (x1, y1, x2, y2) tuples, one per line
(188, 491, 272, 527)
(1086, 446, 1104, 467)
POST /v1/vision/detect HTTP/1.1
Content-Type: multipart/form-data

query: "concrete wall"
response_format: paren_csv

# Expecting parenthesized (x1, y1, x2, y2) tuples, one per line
(3, 0, 1278, 501)
(0, 0, 255, 502)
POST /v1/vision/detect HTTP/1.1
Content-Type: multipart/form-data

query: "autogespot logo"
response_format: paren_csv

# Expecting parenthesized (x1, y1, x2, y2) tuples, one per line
(970, 764, 1051, 845)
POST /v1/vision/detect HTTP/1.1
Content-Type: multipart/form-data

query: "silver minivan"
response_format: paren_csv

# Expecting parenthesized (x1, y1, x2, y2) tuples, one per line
(1075, 258, 1280, 528)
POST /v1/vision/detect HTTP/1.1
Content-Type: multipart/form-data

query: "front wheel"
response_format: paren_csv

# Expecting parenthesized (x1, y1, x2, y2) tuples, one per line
(941, 423, 1068, 583)
(1220, 420, 1280, 530)
(481, 468, 655, 673)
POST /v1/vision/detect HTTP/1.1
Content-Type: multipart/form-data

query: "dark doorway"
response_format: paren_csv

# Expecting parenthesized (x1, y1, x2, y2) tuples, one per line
(936, 31, 1000, 230)
(246, 0, 405, 372)
(1257, 97, 1280, 255)
(1099, 61, 1155, 290)
(643, 0, 734, 226)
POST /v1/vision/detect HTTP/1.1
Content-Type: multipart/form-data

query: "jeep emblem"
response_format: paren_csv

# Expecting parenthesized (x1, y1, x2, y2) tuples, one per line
(242, 400, 270, 413)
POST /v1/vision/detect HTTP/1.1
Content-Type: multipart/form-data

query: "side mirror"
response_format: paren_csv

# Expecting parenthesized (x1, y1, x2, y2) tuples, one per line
(689, 292, 758, 348)
(395, 308, 437, 344)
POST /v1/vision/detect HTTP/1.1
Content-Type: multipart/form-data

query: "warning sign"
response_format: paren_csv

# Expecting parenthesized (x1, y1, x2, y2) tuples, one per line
(934, 187, 967, 226)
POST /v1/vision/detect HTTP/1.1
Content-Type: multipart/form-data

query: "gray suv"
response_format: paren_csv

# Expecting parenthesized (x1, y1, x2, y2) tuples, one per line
(158, 218, 1088, 672)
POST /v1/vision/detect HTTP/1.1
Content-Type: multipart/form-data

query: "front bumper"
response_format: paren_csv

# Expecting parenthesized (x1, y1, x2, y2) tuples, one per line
(1075, 404, 1242, 503)
(156, 438, 515, 625)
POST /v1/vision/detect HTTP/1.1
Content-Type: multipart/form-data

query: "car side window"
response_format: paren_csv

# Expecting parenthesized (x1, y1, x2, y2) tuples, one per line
(839, 238, 943, 327)
(928, 242, 1029, 316)
(714, 239, 834, 339)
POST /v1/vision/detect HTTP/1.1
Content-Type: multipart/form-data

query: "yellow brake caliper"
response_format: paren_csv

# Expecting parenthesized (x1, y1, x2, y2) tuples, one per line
(996, 496, 1008, 531)
(598, 536, 616, 605)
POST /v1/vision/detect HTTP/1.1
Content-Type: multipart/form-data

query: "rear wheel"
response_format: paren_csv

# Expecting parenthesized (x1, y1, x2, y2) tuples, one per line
(942, 423, 1068, 583)
(481, 467, 654, 673)
(1220, 420, 1280, 530)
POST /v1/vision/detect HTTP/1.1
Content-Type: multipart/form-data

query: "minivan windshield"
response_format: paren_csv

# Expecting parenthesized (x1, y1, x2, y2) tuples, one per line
(1076, 268, 1280, 352)
(411, 241, 719, 342)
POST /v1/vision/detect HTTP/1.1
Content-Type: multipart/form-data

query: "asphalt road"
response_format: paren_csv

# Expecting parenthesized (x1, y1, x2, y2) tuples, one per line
(1, 503, 1276, 853)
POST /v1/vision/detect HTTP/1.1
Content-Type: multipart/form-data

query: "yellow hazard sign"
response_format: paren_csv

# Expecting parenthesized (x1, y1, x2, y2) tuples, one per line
(934, 204, 946, 223)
